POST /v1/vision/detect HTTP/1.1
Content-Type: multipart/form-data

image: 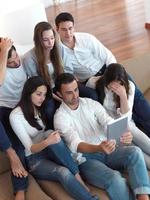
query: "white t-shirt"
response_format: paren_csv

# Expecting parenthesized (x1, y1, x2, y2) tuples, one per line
(0, 65, 27, 108)
(54, 98, 113, 163)
(23, 48, 55, 88)
(103, 81, 135, 121)
(10, 106, 52, 156)
(61, 32, 117, 82)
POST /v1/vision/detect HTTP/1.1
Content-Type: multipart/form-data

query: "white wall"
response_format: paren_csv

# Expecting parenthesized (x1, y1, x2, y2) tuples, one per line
(0, 0, 47, 48)
(0, 0, 42, 14)
(0, 0, 71, 14)
(41, 0, 71, 8)
(144, 0, 150, 23)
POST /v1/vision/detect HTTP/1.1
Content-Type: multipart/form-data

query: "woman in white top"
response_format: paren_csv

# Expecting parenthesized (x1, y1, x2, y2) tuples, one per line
(95, 63, 150, 169)
(10, 76, 99, 200)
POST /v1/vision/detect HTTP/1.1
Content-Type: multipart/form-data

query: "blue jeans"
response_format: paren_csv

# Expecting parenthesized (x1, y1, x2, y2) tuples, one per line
(78, 83, 98, 101)
(79, 146, 150, 200)
(124, 74, 150, 137)
(45, 98, 58, 130)
(26, 140, 99, 200)
(0, 121, 11, 151)
(0, 107, 28, 193)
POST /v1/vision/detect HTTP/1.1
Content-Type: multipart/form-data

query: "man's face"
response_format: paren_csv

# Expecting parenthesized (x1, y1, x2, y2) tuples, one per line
(7, 49, 21, 68)
(58, 80, 79, 110)
(56, 21, 74, 43)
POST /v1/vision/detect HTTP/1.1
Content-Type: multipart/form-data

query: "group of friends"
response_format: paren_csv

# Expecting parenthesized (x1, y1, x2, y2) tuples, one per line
(1, 12, 150, 200)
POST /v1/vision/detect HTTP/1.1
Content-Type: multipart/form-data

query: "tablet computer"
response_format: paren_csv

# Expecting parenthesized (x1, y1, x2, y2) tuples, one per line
(107, 116, 128, 144)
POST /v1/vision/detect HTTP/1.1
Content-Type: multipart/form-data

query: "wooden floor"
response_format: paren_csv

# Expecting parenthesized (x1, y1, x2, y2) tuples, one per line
(46, 0, 150, 62)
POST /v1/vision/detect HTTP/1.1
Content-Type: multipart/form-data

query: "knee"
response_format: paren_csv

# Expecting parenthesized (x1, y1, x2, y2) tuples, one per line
(127, 146, 144, 164)
(107, 171, 126, 189)
(57, 166, 72, 180)
(51, 139, 65, 149)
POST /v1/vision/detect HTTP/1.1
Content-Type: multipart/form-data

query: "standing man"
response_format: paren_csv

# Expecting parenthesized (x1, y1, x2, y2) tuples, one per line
(55, 12, 150, 137)
(0, 37, 28, 200)
(54, 73, 150, 200)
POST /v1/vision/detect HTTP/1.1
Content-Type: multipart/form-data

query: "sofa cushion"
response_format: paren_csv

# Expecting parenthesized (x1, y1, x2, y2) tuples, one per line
(121, 52, 150, 93)
(0, 152, 10, 174)
(144, 88, 150, 104)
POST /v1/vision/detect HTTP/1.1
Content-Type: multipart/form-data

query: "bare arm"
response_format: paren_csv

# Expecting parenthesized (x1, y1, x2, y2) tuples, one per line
(31, 131, 61, 153)
(0, 38, 13, 85)
(77, 140, 116, 154)
(52, 92, 62, 102)
(108, 81, 129, 114)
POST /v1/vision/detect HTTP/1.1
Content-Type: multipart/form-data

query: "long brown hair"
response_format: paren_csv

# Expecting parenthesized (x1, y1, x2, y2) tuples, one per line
(96, 63, 130, 109)
(33, 21, 63, 88)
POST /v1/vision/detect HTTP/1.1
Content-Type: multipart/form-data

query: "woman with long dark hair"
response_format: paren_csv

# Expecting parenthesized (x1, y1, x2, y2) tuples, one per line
(10, 76, 99, 200)
(95, 63, 150, 169)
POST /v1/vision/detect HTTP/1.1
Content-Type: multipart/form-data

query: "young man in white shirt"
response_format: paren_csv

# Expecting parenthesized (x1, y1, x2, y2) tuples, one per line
(54, 73, 150, 200)
(0, 38, 28, 200)
(55, 12, 150, 139)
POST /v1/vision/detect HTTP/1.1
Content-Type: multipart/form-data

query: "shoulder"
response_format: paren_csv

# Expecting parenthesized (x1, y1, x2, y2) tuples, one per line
(23, 48, 36, 61)
(54, 103, 72, 129)
(54, 103, 68, 118)
(129, 80, 135, 91)
(10, 107, 25, 123)
(10, 106, 23, 116)
(80, 97, 102, 109)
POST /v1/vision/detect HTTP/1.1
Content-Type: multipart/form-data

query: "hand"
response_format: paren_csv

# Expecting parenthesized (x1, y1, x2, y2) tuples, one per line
(120, 131, 133, 144)
(108, 81, 127, 99)
(0, 38, 13, 53)
(46, 130, 61, 145)
(8, 149, 28, 178)
(99, 140, 116, 154)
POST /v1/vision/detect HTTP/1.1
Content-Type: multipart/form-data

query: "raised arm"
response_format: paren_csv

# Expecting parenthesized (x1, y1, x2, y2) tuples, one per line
(0, 38, 13, 85)
(77, 140, 116, 154)
(108, 80, 135, 119)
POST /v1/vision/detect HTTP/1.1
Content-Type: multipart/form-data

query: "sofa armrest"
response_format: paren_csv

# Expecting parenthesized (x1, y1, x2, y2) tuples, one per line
(121, 52, 150, 93)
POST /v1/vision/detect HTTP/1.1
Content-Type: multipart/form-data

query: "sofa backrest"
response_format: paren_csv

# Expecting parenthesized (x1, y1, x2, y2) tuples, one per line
(121, 52, 150, 93)
(0, 152, 10, 174)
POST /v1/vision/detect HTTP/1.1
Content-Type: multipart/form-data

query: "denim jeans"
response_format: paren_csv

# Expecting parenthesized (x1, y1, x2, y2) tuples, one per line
(45, 98, 58, 130)
(0, 121, 11, 151)
(46, 140, 79, 175)
(78, 83, 98, 101)
(129, 121, 150, 169)
(26, 141, 99, 200)
(79, 146, 150, 200)
(0, 107, 28, 192)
